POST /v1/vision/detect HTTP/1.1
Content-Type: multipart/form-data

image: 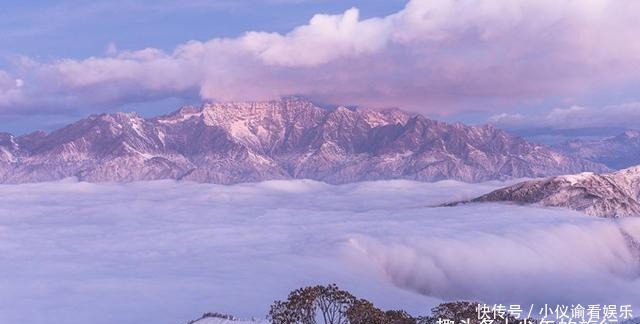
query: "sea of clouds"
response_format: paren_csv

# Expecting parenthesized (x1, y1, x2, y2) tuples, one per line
(0, 179, 639, 324)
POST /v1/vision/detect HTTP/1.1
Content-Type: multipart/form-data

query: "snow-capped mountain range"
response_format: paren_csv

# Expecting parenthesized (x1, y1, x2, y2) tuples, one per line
(554, 130, 640, 169)
(0, 97, 607, 184)
(455, 165, 640, 218)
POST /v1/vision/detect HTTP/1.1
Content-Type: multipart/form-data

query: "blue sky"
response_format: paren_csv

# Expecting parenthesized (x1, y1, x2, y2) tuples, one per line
(1, 0, 640, 139)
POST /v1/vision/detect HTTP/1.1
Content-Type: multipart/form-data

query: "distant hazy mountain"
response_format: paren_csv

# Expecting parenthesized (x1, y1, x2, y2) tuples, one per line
(554, 130, 640, 169)
(456, 165, 640, 218)
(0, 97, 607, 184)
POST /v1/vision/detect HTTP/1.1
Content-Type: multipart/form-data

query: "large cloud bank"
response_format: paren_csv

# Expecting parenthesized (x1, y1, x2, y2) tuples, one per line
(0, 179, 639, 324)
(2, 0, 640, 114)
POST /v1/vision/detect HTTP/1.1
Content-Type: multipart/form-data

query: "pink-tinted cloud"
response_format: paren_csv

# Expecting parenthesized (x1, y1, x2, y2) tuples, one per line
(242, 8, 391, 67)
(3, 0, 640, 116)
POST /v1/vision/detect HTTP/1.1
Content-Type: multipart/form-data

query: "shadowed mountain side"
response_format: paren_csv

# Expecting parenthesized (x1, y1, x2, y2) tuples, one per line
(554, 130, 640, 169)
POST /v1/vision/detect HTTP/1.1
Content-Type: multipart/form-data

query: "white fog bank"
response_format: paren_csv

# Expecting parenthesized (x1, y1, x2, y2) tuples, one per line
(0, 179, 638, 324)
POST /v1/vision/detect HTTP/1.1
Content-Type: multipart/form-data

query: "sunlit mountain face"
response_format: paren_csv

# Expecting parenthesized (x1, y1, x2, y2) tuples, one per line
(0, 98, 607, 184)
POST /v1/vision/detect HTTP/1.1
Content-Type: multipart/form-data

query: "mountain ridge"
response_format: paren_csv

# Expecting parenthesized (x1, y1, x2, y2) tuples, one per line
(450, 165, 640, 218)
(0, 98, 608, 184)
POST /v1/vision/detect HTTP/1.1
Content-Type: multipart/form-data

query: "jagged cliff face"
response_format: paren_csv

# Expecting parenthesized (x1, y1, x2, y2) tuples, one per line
(466, 165, 640, 218)
(554, 130, 640, 169)
(0, 98, 608, 184)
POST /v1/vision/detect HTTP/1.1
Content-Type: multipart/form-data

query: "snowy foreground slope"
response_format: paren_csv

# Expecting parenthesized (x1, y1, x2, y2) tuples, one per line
(459, 165, 640, 217)
(188, 317, 267, 324)
(0, 179, 639, 324)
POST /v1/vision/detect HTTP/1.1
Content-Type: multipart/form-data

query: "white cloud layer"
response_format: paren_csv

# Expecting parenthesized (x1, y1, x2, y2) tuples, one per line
(3, 0, 640, 115)
(0, 179, 639, 324)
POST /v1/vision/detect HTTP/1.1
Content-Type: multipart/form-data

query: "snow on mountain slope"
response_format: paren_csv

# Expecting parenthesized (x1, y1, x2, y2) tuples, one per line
(456, 165, 640, 217)
(0, 97, 607, 184)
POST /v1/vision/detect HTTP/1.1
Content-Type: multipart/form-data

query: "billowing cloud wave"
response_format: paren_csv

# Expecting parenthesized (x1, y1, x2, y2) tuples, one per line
(3, 0, 640, 115)
(0, 179, 639, 324)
